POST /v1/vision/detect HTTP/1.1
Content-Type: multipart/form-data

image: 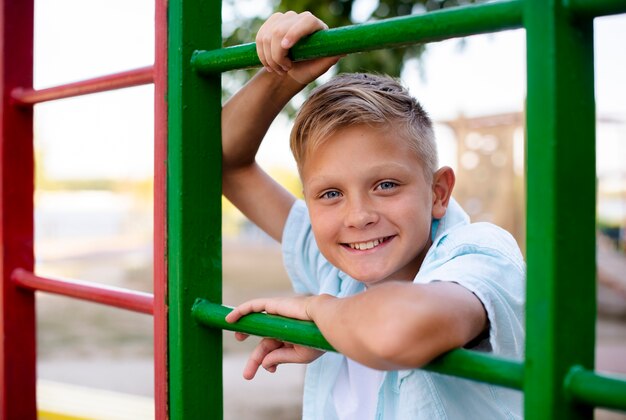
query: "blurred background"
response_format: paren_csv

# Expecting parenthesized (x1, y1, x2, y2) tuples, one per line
(33, 0, 625, 419)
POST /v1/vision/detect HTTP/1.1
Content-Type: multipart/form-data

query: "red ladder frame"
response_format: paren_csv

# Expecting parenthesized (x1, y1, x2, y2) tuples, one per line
(0, 0, 169, 418)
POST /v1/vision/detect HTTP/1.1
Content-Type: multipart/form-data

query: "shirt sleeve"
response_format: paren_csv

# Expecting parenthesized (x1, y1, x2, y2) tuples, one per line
(281, 199, 342, 295)
(416, 223, 526, 359)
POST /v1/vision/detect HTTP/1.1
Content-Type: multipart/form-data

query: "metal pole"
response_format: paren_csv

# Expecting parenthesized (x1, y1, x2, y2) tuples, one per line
(524, 1, 596, 418)
(167, 0, 223, 417)
(154, 0, 169, 417)
(0, 0, 36, 417)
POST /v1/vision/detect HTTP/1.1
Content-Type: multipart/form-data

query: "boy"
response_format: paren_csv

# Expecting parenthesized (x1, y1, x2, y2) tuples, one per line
(222, 11, 524, 419)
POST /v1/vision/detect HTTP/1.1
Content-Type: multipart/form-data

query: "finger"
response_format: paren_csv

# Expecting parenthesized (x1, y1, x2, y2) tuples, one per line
(261, 346, 305, 371)
(234, 332, 249, 342)
(269, 12, 299, 72)
(255, 26, 270, 71)
(262, 33, 282, 74)
(262, 345, 323, 371)
(281, 11, 327, 50)
(258, 13, 286, 74)
(225, 299, 267, 323)
(225, 307, 243, 323)
(270, 29, 292, 73)
(257, 12, 286, 72)
(228, 298, 272, 319)
(243, 339, 283, 380)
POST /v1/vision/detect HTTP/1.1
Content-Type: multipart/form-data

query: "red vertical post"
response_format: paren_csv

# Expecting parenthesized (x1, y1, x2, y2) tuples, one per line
(0, 0, 36, 418)
(154, 0, 169, 418)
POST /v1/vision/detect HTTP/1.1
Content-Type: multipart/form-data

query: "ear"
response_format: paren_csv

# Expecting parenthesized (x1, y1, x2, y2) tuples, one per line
(431, 166, 455, 219)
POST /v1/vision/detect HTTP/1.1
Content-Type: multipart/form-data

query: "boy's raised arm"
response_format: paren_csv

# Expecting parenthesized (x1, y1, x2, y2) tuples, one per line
(222, 12, 339, 242)
(222, 70, 302, 242)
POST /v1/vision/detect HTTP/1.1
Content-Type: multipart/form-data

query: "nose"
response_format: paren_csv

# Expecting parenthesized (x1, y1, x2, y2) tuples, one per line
(344, 196, 379, 229)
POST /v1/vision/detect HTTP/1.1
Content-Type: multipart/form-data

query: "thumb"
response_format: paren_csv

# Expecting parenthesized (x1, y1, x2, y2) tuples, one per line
(290, 55, 342, 85)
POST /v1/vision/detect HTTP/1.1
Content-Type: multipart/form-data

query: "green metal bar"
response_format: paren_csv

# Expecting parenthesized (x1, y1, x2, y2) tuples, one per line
(192, 0, 523, 74)
(193, 301, 626, 410)
(168, 0, 223, 417)
(192, 300, 524, 390)
(569, 0, 626, 19)
(524, 1, 596, 419)
(192, 299, 334, 352)
(565, 366, 626, 412)
(425, 347, 524, 391)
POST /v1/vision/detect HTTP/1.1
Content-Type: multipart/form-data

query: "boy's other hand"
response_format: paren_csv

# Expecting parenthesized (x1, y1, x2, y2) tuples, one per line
(256, 11, 341, 85)
(226, 295, 324, 379)
(235, 334, 323, 380)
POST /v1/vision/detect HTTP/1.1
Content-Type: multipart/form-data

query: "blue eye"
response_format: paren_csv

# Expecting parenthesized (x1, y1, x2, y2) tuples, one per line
(377, 181, 397, 190)
(321, 190, 342, 200)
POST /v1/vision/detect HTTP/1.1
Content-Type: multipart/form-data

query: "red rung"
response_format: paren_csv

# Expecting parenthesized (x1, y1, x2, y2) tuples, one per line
(12, 268, 154, 315)
(10, 66, 154, 106)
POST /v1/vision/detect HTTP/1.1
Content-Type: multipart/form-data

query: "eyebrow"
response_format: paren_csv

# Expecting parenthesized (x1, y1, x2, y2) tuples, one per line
(305, 162, 418, 187)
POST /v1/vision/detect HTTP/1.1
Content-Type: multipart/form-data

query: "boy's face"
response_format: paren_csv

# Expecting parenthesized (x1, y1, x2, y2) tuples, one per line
(301, 124, 444, 287)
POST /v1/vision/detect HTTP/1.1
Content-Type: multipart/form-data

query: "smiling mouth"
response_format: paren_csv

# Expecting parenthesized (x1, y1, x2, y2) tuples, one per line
(343, 236, 393, 251)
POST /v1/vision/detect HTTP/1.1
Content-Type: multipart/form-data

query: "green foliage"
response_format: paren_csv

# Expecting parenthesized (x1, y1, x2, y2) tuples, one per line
(223, 0, 478, 75)
(222, 0, 478, 112)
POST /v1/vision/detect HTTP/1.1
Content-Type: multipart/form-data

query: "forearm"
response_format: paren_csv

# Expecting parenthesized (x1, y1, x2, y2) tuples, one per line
(222, 69, 306, 170)
(307, 282, 486, 370)
(307, 284, 425, 370)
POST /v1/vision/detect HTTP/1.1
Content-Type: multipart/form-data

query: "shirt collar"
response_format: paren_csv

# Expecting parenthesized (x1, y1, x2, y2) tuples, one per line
(431, 197, 470, 244)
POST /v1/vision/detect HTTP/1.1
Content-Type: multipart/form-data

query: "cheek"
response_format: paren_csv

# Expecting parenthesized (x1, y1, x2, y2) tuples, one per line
(310, 216, 342, 266)
(309, 208, 336, 244)
(394, 195, 432, 235)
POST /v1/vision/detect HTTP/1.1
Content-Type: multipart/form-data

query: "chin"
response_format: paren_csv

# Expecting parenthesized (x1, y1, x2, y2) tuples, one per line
(348, 270, 389, 285)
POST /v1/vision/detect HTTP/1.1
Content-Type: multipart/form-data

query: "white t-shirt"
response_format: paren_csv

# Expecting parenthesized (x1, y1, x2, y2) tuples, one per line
(332, 358, 385, 420)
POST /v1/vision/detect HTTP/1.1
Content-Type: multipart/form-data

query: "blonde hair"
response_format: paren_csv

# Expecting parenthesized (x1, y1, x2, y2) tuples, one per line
(290, 73, 438, 180)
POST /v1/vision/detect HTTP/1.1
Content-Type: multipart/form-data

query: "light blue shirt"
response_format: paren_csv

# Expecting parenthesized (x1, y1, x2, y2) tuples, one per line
(282, 198, 525, 419)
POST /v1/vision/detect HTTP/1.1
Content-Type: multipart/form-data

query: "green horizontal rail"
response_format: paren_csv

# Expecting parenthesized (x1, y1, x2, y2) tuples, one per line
(191, 0, 626, 75)
(192, 299, 524, 390)
(569, 0, 626, 19)
(192, 0, 523, 74)
(192, 299, 334, 351)
(425, 346, 523, 390)
(566, 366, 626, 412)
(194, 300, 626, 409)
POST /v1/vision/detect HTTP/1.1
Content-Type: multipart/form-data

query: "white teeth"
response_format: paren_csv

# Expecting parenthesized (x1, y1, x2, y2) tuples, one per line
(348, 238, 384, 250)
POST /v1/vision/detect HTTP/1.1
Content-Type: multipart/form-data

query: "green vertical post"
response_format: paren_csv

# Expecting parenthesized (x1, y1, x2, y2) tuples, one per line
(524, 1, 596, 418)
(168, 0, 223, 418)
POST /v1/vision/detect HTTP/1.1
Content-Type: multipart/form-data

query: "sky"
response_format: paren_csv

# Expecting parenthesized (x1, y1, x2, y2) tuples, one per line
(33, 0, 626, 181)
